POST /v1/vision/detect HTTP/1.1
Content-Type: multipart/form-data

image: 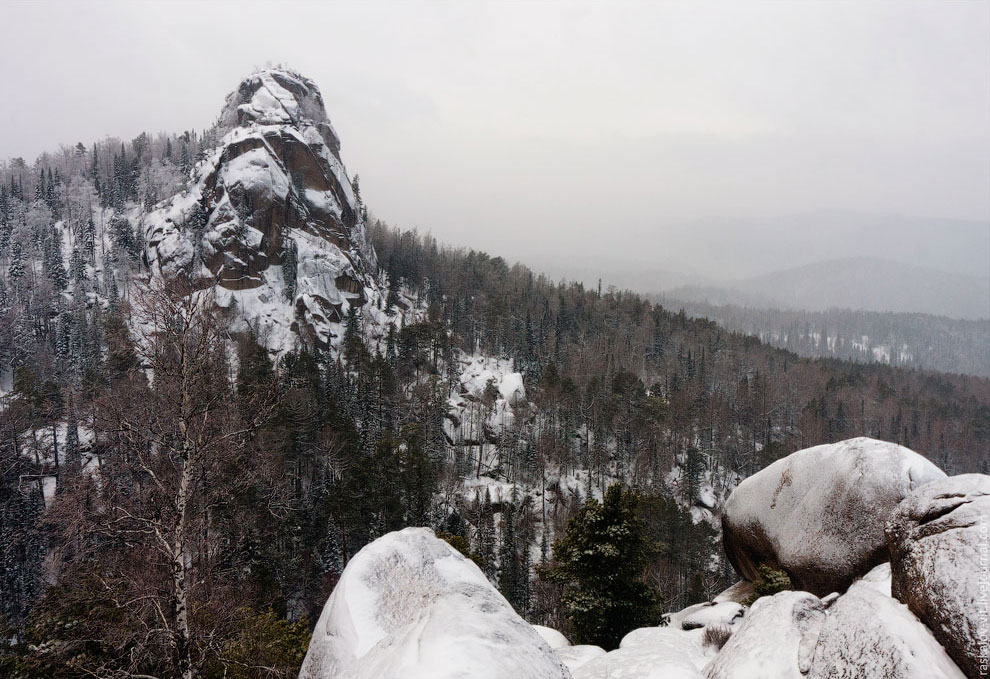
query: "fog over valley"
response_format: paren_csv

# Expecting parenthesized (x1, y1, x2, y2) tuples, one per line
(0, 3, 988, 678)
(2, 1, 988, 313)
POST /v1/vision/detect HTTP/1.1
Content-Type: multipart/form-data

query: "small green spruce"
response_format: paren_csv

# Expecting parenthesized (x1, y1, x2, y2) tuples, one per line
(540, 484, 663, 650)
(744, 565, 793, 605)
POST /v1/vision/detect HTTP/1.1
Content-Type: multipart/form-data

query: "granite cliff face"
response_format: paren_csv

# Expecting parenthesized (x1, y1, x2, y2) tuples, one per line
(144, 69, 377, 350)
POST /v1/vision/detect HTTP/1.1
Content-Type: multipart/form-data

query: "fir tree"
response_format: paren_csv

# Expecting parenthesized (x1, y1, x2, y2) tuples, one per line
(281, 234, 298, 300)
(8, 241, 25, 292)
(540, 484, 662, 649)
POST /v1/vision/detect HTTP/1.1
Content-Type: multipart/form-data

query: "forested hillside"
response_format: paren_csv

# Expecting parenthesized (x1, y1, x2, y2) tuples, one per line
(1, 69, 988, 678)
(655, 299, 990, 377)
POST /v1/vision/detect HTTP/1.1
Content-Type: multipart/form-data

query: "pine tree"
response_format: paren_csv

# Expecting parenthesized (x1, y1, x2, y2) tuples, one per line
(498, 493, 519, 604)
(8, 241, 25, 292)
(475, 489, 497, 581)
(44, 230, 68, 290)
(281, 234, 298, 300)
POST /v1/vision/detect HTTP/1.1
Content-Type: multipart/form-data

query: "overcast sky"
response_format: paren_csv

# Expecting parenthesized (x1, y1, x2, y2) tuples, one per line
(2, 0, 988, 270)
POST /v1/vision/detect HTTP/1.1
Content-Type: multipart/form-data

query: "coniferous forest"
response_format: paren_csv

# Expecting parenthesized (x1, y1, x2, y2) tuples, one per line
(0, 79, 988, 679)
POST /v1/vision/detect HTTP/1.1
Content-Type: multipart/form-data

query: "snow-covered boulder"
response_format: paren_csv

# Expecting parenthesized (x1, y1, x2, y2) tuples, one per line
(703, 591, 825, 679)
(556, 645, 607, 673)
(533, 624, 571, 650)
(679, 602, 745, 631)
(851, 561, 891, 597)
(712, 580, 754, 605)
(573, 627, 706, 679)
(807, 579, 965, 678)
(885, 473, 990, 678)
(299, 527, 570, 679)
(722, 437, 945, 596)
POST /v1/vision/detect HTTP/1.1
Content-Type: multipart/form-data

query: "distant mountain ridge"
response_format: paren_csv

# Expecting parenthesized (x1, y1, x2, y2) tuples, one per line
(654, 299, 990, 377)
(666, 257, 990, 320)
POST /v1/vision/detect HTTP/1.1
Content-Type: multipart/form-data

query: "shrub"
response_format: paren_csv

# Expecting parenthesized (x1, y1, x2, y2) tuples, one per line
(744, 565, 793, 605)
(702, 624, 733, 650)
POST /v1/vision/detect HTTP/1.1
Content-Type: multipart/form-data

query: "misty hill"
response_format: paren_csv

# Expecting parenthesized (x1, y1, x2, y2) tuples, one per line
(653, 211, 990, 281)
(654, 300, 990, 377)
(528, 212, 990, 320)
(665, 257, 990, 320)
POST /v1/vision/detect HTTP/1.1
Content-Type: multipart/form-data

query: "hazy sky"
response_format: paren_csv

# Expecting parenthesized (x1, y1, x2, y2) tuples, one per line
(2, 0, 988, 268)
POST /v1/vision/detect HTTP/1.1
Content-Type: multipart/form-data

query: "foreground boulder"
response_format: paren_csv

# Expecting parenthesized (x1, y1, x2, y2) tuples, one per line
(808, 578, 965, 679)
(299, 527, 570, 679)
(556, 645, 607, 674)
(885, 473, 990, 678)
(722, 437, 945, 596)
(704, 591, 825, 679)
(532, 624, 571, 650)
(573, 627, 706, 679)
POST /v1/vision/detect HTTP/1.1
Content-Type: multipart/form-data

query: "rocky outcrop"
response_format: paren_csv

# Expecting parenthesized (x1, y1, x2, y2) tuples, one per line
(807, 579, 965, 679)
(722, 437, 945, 596)
(703, 591, 825, 679)
(885, 473, 990, 678)
(144, 69, 377, 351)
(298, 527, 570, 679)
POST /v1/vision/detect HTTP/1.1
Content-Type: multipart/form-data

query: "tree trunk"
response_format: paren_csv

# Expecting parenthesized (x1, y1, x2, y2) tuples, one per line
(172, 456, 194, 679)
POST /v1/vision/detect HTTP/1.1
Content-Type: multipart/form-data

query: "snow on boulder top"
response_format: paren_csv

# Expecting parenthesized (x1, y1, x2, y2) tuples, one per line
(678, 601, 745, 631)
(574, 626, 706, 679)
(807, 578, 965, 679)
(532, 625, 571, 650)
(721, 437, 945, 597)
(704, 591, 826, 679)
(299, 527, 571, 679)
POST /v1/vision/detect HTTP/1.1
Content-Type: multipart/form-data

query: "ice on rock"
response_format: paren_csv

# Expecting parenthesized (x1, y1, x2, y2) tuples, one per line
(299, 527, 571, 679)
(722, 437, 945, 596)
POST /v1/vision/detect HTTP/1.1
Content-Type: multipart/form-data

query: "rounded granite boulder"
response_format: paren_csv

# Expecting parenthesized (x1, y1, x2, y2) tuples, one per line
(722, 437, 945, 597)
(885, 473, 990, 679)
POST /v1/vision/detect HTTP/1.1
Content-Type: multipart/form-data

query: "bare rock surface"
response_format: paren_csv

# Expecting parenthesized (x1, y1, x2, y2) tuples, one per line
(885, 473, 990, 678)
(722, 437, 945, 596)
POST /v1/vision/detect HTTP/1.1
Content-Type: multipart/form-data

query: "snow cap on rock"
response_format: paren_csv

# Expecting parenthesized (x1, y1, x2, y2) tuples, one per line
(299, 527, 571, 679)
